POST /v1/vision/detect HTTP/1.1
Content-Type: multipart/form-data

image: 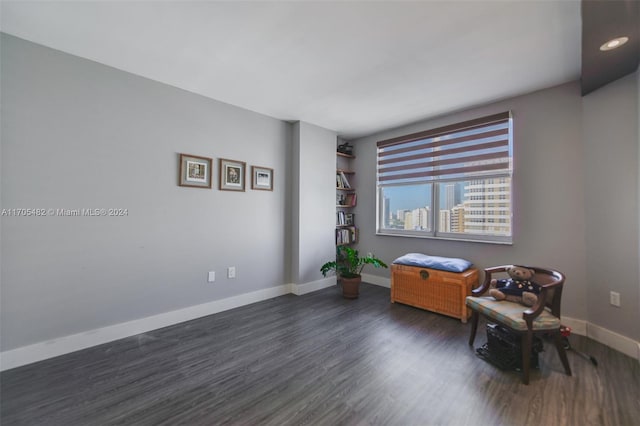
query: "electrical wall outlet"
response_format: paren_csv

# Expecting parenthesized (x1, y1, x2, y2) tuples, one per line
(610, 291, 621, 307)
(208, 271, 216, 282)
(228, 266, 236, 279)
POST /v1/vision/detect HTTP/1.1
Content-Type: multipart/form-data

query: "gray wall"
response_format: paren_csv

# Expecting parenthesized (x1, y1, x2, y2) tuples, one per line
(350, 82, 588, 321)
(290, 122, 336, 284)
(583, 72, 639, 341)
(1, 34, 294, 351)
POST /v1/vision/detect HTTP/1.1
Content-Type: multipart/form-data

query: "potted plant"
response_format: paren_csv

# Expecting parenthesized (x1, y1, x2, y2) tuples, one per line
(320, 246, 388, 299)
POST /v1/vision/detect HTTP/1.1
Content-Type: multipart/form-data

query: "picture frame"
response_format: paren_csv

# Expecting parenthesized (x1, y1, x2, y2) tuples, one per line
(219, 158, 246, 191)
(179, 153, 212, 188)
(251, 166, 273, 191)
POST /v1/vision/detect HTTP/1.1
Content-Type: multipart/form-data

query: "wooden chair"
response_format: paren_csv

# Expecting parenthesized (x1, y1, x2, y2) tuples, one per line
(466, 265, 572, 384)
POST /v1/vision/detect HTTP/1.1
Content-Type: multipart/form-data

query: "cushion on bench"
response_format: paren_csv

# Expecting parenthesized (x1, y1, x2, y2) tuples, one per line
(392, 253, 472, 273)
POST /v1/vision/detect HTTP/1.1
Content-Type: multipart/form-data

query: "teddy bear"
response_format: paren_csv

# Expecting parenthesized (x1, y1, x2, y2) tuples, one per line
(489, 265, 542, 307)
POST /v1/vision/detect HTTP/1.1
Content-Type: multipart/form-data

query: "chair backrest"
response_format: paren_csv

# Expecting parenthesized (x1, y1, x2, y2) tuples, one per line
(529, 266, 565, 318)
(483, 265, 565, 318)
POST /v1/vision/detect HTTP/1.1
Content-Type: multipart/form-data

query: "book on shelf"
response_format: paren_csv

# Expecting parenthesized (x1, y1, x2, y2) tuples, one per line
(336, 212, 355, 226)
(335, 226, 357, 245)
(345, 213, 354, 225)
(337, 193, 356, 207)
(340, 171, 351, 189)
(346, 193, 356, 206)
(336, 171, 351, 189)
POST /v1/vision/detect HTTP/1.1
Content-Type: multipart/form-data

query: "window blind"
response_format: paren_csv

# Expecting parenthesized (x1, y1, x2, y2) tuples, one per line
(377, 112, 512, 185)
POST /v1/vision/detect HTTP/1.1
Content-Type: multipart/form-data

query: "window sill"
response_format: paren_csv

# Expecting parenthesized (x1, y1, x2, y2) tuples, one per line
(375, 231, 513, 245)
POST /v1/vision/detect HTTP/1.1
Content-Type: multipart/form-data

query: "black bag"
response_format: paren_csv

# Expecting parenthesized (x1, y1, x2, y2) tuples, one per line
(476, 323, 543, 371)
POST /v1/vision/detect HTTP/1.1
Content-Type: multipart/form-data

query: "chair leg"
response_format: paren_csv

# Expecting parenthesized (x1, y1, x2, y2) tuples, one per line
(521, 331, 533, 385)
(553, 330, 572, 376)
(468, 310, 479, 346)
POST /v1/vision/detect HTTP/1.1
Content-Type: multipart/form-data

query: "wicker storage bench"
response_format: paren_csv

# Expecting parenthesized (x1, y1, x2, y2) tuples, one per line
(391, 263, 479, 323)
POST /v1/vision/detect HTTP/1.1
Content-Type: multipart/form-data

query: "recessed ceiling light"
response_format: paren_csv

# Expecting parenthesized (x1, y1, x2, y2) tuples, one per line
(600, 36, 629, 51)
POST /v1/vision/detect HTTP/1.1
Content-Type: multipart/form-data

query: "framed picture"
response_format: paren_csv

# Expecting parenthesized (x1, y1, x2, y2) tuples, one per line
(179, 153, 212, 188)
(219, 158, 246, 191)
(251, 166, 273, 191)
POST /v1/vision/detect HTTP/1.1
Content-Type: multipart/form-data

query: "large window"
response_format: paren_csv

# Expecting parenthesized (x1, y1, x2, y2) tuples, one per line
(376, 112, 513, 244)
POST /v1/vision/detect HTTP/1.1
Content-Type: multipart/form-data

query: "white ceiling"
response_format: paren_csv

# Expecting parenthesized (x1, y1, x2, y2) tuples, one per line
(0, 0, 581, 139)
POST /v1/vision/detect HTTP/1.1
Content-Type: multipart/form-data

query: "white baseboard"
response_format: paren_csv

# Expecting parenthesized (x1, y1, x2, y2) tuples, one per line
(0, 285, 290, 372)
(586, 322, 640, 361)
(362, 273, 390, 288)
(552, 316, 638, 361)
(290, 277, 336, 295)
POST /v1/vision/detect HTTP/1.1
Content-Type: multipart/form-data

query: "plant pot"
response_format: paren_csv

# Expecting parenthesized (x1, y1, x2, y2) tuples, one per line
(340, 275, 362, 299)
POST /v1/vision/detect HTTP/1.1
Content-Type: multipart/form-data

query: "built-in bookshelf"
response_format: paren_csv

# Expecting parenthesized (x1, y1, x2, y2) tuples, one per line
(336, 151, 357, 246)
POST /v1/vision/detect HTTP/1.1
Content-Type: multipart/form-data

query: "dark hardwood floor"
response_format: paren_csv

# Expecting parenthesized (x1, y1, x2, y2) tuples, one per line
(1, 284, 639, 425)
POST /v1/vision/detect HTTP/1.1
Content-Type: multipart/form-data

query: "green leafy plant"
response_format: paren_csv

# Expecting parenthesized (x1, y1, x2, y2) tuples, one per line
(320, 246, 388, 279)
